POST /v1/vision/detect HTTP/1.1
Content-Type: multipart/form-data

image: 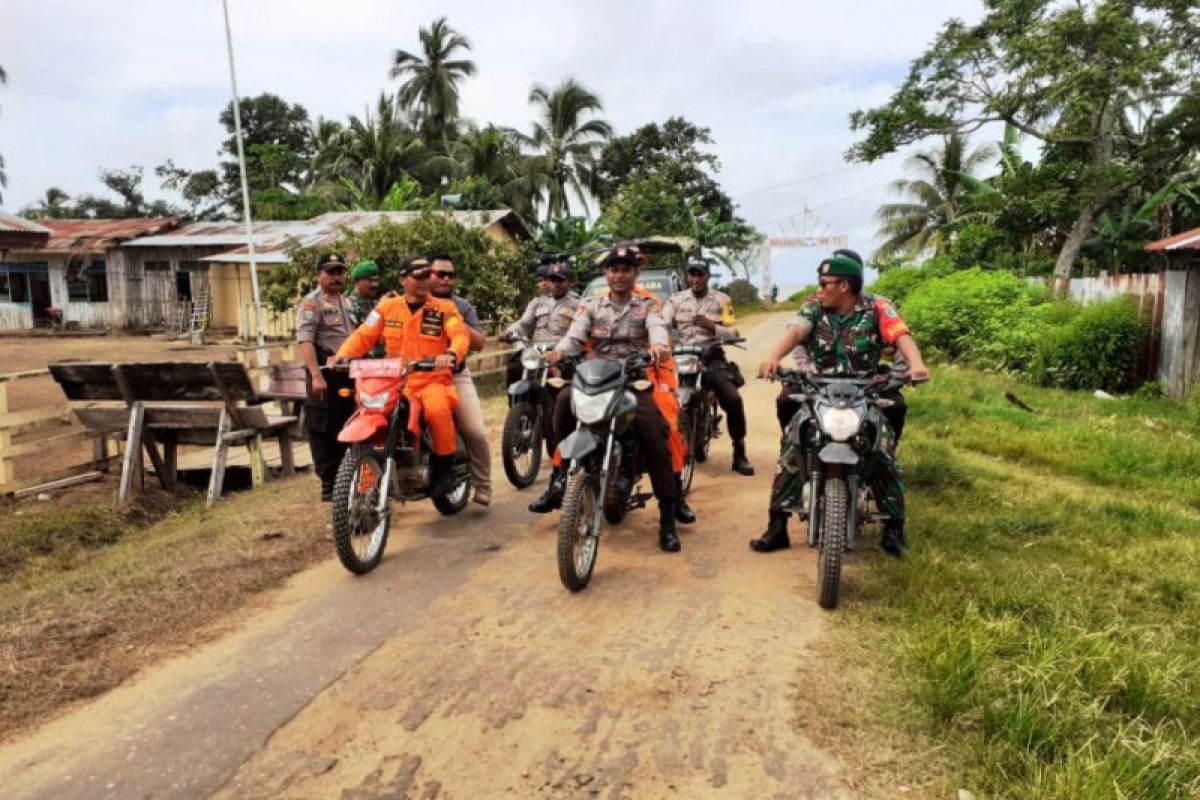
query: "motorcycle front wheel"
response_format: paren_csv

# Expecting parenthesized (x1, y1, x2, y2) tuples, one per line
(679, 409, 697, 495)
(817, 476, 848, 609)
(557, 471, 599, 592)
(332, 446, 391, 575)
(694, 394, 713, 463)
(501, 402, 543, 489)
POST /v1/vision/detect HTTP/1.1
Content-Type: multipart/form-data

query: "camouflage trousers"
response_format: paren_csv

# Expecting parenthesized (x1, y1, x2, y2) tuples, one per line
(769, 417, 905, 522)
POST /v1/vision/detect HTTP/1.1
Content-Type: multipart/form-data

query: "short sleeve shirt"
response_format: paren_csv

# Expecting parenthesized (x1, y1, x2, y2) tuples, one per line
(295, 289, 355, 354)
(790, 292, 910, 377)
(450, 294, 483, 331)
(554, 294, 669, 361)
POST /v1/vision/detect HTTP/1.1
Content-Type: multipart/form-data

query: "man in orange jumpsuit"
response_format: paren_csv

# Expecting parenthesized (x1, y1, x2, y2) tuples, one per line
(333, 256, 471, 495)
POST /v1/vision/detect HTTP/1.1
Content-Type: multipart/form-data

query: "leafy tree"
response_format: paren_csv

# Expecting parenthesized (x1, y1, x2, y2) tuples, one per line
(517, 79, 613, 221)
(218, 93, 314, 210)
(598, 174, 693, 240)
(22, 187, 71, 219)
(849, 0, 1200, 285)
(316, 94, 429, 207)
(875, 133, 996, 258)
(156, 160, 225, 220)
(390, 17, 476, 146)
(537, 217, 604, 259)
(445, 175, 505, 210)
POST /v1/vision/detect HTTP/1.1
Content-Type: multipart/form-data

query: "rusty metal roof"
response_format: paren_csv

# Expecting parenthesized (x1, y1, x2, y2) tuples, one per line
(1145, 227, 1200, 253)
(0, 211, 53, 235)
(30, 218, 181, 253)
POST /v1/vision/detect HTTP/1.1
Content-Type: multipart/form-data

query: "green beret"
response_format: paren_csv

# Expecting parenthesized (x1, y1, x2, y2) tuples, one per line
(818, 255, 862, 280)
(350, 260, 380, 281)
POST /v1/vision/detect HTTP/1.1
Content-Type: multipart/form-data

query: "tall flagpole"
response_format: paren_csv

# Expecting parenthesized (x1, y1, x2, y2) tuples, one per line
(221, 0, 265, 346)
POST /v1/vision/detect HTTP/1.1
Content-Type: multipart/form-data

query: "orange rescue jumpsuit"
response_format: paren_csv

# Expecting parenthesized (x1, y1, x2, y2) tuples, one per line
(336, 293, 471, 455)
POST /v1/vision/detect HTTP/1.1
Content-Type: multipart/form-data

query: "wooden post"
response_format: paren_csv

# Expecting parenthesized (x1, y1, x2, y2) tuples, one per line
(0, 382, 12, 490)
(112, 365, 170, 492)
(118, 402, 146, 506)
(207, 409, 231, 507)
(248, 433, 266, 488)
(162, 430, 178, 489)
(278, 429, 295, 475)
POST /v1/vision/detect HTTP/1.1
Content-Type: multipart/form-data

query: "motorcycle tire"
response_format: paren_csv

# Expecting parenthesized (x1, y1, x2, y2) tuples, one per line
(603, 445, 630, 525)
(817, 477, 848, 610)
(557, 471, 599, 592)
(331, 446, 390, 575)
(501, 402, 543, 489)
(694, 397, 712, 463)
(431, 447, 471, 516)
(679, 410, 697, 495)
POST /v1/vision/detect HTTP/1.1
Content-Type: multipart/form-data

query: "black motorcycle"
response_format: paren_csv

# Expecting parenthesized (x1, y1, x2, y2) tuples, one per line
(554, 352, 655, 592)
(776, 370, 921, 609)
(672, 339, 744, 492)
(501, 339, 567, 488)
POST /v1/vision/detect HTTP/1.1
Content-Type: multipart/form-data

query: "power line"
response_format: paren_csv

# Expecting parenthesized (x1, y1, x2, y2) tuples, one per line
(734, 165, 860, 199)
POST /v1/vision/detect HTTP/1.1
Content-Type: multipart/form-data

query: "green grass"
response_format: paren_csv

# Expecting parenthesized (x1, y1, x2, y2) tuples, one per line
(839, 365, 1200, 799)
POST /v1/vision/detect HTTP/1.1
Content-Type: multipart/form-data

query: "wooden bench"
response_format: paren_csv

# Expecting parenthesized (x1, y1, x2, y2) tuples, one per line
(49, 361, 299, 507)
(257, 361, 308, 421)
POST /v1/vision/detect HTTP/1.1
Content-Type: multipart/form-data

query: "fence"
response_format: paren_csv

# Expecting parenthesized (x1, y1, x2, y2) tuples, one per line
(1064, 271, 1167, 380)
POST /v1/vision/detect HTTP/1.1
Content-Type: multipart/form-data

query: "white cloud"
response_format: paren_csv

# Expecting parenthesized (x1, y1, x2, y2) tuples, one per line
(0, 0, 987, 284)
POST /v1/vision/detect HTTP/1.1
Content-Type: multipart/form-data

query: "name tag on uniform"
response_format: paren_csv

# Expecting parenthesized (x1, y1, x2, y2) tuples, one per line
(632, 305, 647, 319)
(420, 309, 445, 337)
(594, 325, 610, 338)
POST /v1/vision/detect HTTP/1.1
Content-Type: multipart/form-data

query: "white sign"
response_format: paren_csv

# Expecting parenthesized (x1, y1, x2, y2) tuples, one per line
(767, 235, 849, 249)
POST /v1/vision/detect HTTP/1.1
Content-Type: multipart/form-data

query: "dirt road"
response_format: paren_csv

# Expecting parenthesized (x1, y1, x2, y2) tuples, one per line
(1, 311, 853, 799)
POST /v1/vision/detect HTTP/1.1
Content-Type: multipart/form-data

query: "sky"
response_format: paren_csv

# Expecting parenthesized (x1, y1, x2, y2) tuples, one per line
(0, 0, 987, 289)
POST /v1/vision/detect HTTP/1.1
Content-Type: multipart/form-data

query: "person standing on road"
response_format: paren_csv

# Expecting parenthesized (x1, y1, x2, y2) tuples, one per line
(541, 244, 688, 553)
(662, 259, 754, 476)
(429, 254, 494, 508)
(296, 253, 357, 502)
(348, 260, 385, 359)
(753, 253, 929, 557)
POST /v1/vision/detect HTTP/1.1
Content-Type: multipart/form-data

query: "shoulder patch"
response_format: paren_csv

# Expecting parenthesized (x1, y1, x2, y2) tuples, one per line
(365, 310, 381, 327)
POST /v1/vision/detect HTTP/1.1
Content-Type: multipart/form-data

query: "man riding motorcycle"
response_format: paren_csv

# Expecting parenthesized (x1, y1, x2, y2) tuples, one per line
(662, 259, 754, 476)
(331, 256, 471, 496)
(502, 260, 580, 379)
(539, 244, 688, 553)
(753, 253, 930, 557)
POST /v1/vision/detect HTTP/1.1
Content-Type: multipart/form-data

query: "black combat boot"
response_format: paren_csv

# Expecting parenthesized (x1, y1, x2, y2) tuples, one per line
(749, 511, 791, 552)
(428, 453, 457, 496)
(529, 465, 567, 513)
(674, 474, 696, 524)
(731, 440, 755, 476)
(881, 522, 907, 559)
(658, 500, 682, 552)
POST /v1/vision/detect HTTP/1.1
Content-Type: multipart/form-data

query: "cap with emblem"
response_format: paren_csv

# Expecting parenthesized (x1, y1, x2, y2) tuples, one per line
(350, 260, 380, 281)
(818, 254, 862, 280)
(317, 253, 346, 270)
(545, 262, 571, 280)
(686, 259, 710, 275)
(602, 244, 641, 268)
(399, 256, 431, 276)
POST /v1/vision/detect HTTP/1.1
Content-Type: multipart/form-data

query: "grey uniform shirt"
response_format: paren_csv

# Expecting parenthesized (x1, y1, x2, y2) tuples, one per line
(662, 289, 738, 345)
(554, 294, 669, 361)
(506, 290, 581, 343)
(445, 293, 482, 375)
(296, 288, 354, 354)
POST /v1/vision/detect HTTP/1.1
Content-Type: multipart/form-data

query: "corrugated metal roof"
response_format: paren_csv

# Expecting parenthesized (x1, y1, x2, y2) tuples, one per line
(125, 220, 324, 248)
(0, 211, 53, 235)
(1145, 227, 1200, 253)
(32, 218, 180, 253)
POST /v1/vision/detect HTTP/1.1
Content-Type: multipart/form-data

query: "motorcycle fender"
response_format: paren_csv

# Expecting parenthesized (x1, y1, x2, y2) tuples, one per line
(338, 412, 389, 443)
(819, 442, 859, 465)
(558, 429, 599, 461)
(508, 380, 532, 397)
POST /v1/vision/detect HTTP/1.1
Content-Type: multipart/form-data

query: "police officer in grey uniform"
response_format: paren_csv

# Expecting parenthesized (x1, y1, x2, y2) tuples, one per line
(296, 253, 357, 501)
(539, 244, 687, 552)
(663, 259, 754, 476)
(502, 260, 579, 379)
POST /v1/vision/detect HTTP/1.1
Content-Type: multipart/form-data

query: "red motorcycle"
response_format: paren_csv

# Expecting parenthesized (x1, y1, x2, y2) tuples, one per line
(327, 358, 471, 574)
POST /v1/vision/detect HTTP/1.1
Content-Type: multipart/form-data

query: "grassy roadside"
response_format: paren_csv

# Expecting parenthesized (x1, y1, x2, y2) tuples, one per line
(0, 478, 328, 741)
(804, 366, 1200, 798)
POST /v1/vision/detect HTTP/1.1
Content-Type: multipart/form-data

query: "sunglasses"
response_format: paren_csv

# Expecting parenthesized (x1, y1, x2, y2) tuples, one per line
(432, 270, 456, 279)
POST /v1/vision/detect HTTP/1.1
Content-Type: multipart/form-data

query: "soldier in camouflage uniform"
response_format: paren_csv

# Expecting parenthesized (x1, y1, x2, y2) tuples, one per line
(348, 260, 385, 358)
(752, 253, 930, 558)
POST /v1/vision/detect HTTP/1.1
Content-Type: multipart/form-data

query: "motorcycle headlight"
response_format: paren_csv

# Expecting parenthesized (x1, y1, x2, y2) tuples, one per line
(573, 389, 616, 424)
(675, 354, 700, 374)
(819, 407, 862, 442)
(521, 347, 544, 371)
(359, 390, 390, 409)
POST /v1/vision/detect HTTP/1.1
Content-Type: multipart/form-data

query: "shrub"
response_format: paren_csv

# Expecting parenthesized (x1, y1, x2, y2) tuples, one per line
(869, 257, 957, 307)
(787, 284, 817, 303)
(1032, 297, 1144, 391)
(726, 278, 761, 306)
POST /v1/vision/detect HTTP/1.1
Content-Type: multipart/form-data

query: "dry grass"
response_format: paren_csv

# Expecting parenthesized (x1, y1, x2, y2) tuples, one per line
(0, 476, 328, 741)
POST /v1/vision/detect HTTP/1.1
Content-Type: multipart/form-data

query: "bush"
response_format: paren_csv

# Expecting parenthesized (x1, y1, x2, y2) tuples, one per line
(1032, 297, 1144, 391)
(726, 278, 761, 306)
(869, 257, 957, 307)
(903, 268, 1052, 366)
(787, 284, 817, 303)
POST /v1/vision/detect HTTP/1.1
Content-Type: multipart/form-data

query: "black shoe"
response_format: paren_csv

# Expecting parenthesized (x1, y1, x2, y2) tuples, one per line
(674, 475, 696, 524)
(529, 467, 566, 513)
(320, 482, 333, 503)
(732, 441, 755, 476)
(881, 524, 907, 559)
(749, 511, 791, 552)
(658, 501, 682, 552)
(428, 454, 456, 497)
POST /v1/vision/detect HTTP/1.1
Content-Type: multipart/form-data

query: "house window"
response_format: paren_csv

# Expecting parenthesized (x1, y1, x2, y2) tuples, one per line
(66, 259, 108, 302)
(0, 272, 8, 302)
(88, 261, 108, 302)
(144, 260, 171, 272)
(0, 267, 34, 304)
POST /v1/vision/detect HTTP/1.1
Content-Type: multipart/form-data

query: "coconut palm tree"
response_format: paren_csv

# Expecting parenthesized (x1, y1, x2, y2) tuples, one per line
(24, 187, 72, 219)
(389, 17, 476, 146)
(874, 133, 996, 258)
(517, 79, 613, 222)
(316, 95, 429, 208)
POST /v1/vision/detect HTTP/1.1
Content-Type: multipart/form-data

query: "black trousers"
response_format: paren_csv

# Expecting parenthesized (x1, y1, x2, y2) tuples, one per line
(775, 383, 907, 442)
(305, 365, 356, 491)
(552, 386, 678, 501)
(703, 355, 747, 442)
